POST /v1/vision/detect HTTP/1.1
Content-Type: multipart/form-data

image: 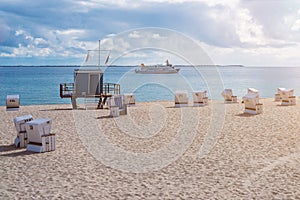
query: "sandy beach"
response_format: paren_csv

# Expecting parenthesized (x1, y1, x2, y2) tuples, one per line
(1, 98, 300, 199)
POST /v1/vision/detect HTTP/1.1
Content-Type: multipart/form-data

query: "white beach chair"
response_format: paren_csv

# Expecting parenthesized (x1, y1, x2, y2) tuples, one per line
(109, 94, 127, 116)
(124, 93, 135, 106)
(193, 91, 208, 106)
(13, 115, 33, 148)
(242, 92, 263, 114)
(175, 91, 189, 107)
(221, 89, 237, 103)
(277, 88, 296, 105)
(26, 118, 55, 153)
(274, 87, 284, 101)
(6, 95, 20, 111)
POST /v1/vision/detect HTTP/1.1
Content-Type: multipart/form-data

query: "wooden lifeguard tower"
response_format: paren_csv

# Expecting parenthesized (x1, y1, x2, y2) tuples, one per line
(60, 40, 120, 109)
(60, 69, 120, 109)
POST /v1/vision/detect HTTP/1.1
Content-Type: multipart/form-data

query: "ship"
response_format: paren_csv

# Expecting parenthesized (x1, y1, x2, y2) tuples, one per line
(135, 60, 180, 74)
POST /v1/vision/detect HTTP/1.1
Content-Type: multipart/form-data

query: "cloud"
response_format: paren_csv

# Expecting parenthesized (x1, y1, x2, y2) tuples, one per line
(241, 1, 300, 44)
(129, 31, 141, 38)
(290, 9, 300, 31)
(291, 19, 300, 31)
(0, 0, 300, 65)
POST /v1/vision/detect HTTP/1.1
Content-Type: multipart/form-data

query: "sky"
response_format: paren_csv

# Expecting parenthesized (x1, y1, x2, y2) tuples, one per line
(0, 0, 300, 66)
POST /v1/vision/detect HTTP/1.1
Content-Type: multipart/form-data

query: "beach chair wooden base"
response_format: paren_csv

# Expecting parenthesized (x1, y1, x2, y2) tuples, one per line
(27, 134, 56, 153)
(244, 103, 263, 115)
(281, 96, 296, 106)
(175, 103, 189, 108)
(110, 105, 120, 117)
(126, 103, 135, 107)
(193, 103, 205, 107)
(224, 96, 238, 103)
(27, 143, 44, 153)
(6, 108, 20, 111)
(193, 97, 208, 106)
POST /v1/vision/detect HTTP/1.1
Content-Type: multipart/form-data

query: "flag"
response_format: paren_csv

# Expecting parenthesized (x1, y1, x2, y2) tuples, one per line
(105, 52, 110, 65)
(85, 52, 90, 62)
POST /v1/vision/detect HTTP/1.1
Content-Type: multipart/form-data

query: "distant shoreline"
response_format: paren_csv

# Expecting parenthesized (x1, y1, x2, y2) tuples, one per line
(0, 65, 245, 68)
(1, 65, 300, 67)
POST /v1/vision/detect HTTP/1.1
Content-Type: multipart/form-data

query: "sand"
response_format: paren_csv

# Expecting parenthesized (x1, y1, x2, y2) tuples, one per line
(1, 98, 300, 199)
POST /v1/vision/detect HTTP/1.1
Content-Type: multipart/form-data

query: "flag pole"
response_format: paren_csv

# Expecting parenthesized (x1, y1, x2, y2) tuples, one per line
(98, 40, 101, 67)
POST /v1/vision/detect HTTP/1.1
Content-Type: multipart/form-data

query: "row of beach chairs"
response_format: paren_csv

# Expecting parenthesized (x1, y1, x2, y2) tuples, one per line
(175, 91, 208, 107)
(6, 87, 295, 119)
(107, 87, 296, 117)
(222, 87, 296, 115)
(221, 88, 262, 114)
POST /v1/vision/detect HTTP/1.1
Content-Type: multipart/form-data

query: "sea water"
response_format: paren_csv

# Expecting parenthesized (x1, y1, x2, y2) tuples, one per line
(1, 66, 300, 106)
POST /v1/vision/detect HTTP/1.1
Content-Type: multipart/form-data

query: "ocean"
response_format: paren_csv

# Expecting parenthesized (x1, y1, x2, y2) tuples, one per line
(1, 66, 300, 106)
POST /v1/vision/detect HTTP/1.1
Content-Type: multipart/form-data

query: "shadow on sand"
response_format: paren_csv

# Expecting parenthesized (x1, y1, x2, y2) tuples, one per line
(235, 113, 256, 117)
(39, 108, 73, 112)
(0, 144, 36, 157)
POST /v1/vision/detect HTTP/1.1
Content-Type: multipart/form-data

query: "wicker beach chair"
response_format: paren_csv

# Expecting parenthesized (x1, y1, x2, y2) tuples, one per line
(175, 91, 189, 107)
(243, 93, 263, 114)
(124, 93, 135, 106)
(277, 88, 296, 106)
(109, 94, 127, 116)
(242, 90, 263, 114)
(193, 91, 208, 106)
(221, 89, 237, 103)
(26, 118, 55, 153)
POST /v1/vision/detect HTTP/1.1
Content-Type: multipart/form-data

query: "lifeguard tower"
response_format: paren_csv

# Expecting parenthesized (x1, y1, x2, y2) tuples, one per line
(59, 40, 120, 109)
(60, 69, 120, 109)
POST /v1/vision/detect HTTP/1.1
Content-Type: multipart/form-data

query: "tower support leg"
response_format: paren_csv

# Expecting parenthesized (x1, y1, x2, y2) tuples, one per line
(71, 96, 77, 109)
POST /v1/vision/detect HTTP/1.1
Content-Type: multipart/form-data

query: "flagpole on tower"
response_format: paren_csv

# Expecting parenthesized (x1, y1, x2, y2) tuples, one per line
(98, 40, 101, 67)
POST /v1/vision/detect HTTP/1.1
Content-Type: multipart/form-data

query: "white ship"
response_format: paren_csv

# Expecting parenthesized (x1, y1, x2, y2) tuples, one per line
(135, 60, 180, 74)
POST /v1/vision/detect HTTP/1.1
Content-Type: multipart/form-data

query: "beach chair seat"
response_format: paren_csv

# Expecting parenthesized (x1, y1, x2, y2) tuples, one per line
(277, 88, 296, 106)
(193, 91, 208, 106)
(221, 89, 237, 103)
(175, 91, 189, 107)
(26, 118, 56, 153)
(13, 115, 33, 148)
(242, 92, 263, 114)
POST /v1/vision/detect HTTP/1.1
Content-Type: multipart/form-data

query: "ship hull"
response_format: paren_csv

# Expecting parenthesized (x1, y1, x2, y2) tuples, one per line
(135, 68, 180, 74)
